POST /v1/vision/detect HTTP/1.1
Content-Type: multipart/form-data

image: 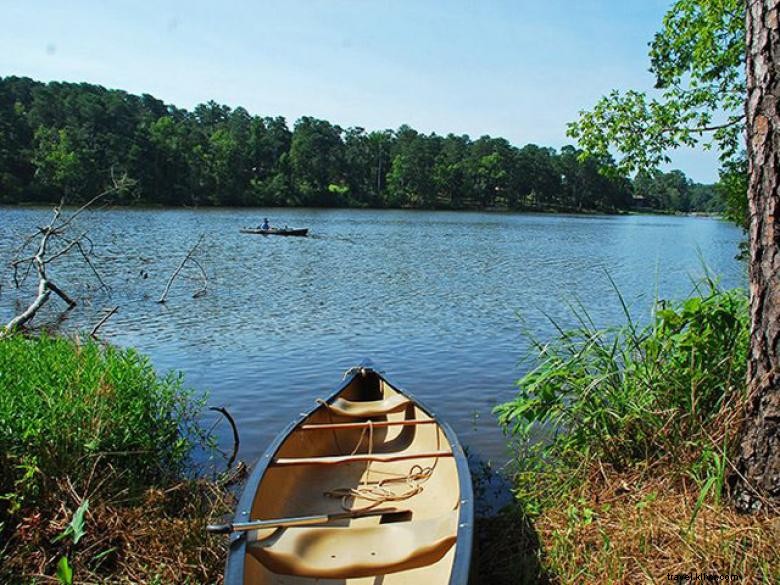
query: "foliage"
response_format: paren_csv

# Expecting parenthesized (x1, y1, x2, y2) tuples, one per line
(491, 285, 779, 582)
(56, 556, 72, 585)
(633, 167, 724, 212)
(0, 75, 724, 213)
(0, 334, 232, 584)
(567, 0, 747, 228)
(53, 499, 89, 545)
(568, 0, 745, 175)
(718, 154, 749, 229)
(0, 334, 207, 523)
(496, 284, 749, 498)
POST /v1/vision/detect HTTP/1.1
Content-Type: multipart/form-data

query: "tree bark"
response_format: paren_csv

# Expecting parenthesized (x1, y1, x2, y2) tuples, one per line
(734, 0, 780, 512)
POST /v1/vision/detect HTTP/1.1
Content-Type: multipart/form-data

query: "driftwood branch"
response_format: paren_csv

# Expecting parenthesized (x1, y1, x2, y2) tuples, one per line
(209, 406, 240, 469)
(189, 257, 209, 299)
(90, 306, 119, 337)
(157, 234, 206, 303)
(3, 178, 129, 335)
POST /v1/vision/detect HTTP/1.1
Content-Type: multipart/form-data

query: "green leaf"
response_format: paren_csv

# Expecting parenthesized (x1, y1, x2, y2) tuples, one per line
(53, 498, 89, 545)
(56, 556, 73, 585)
(70, 499, 89, 544)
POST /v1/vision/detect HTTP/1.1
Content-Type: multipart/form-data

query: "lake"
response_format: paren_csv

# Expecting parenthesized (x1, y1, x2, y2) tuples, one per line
(0, 207, 745, 471)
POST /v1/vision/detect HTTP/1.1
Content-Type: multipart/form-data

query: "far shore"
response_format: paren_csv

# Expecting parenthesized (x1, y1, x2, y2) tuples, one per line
(0, 201, 724, 219)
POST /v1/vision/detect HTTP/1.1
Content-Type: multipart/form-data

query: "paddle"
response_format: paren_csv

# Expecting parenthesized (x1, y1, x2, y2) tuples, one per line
(206, 506, 402, 534)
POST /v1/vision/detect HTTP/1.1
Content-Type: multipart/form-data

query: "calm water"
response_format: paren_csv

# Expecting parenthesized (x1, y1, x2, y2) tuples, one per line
(0, 207, 745, 469)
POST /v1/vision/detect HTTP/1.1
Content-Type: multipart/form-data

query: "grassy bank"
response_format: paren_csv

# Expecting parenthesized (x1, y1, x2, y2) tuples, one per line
(495, 285, 780, 583)
(0, 334, 233, 584)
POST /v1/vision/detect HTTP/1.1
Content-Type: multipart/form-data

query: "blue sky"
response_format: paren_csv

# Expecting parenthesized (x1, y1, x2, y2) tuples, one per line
(2, 0, 720, 182)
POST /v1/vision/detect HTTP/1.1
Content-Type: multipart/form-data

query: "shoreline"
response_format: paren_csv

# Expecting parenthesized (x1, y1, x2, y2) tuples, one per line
(0, 201, 723, 219)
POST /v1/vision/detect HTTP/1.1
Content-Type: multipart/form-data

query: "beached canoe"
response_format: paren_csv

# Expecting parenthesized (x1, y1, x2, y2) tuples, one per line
(239, 227, 309, 236)
(215, 364, 473, 585)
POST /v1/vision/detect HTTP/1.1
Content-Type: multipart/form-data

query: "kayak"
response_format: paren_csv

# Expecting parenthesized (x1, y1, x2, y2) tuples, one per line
(215, 364, 473, 585)
(240, 228, 309, 236)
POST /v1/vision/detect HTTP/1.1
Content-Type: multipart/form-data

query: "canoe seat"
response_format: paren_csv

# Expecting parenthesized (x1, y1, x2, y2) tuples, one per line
(327, 394, 411, 418)
(248, 512, 457, 579)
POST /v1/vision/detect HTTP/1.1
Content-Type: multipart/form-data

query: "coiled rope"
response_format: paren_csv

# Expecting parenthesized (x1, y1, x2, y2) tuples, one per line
(315, 398, 439, 512)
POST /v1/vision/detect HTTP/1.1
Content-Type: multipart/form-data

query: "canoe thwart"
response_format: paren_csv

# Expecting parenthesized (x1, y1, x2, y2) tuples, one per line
(272, 450, 454, 467)
(300, 419, 437, 431)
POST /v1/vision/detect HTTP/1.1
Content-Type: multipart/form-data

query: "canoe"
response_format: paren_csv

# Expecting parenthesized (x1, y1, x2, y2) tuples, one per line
(240, 227, 309, 236)
(219, 364, 473, 585)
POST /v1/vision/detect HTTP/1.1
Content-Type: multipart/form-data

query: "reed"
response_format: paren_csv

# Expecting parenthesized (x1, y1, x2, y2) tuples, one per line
(495, 283, 779, 582)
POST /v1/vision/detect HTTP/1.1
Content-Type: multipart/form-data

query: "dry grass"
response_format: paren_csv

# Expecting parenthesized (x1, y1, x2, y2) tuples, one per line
(530, 465, 780, 584)
(1, 476, 235, 584)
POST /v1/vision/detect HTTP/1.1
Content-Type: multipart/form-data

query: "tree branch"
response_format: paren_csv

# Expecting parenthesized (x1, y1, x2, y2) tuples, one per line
(3, 185, 120, 335)
(90, 306, 119, 338)
(157, 234, 206, 303)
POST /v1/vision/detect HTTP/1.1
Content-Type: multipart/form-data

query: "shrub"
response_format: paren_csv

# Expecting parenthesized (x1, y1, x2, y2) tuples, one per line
(0, 334, 208, 523)
(495, 284, 749, 504)
(491, 286, 780, 583)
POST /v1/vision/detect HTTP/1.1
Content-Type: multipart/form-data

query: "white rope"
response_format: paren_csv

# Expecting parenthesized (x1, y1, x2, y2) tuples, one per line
(315, 405, 441, 512)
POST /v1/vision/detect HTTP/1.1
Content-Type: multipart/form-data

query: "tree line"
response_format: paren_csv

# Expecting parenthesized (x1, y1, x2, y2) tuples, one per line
(0, 76, 720, 212)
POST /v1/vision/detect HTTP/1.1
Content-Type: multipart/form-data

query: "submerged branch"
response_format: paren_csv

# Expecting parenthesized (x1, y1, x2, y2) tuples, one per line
(2, 183, 123, 335)
(90, 306, 119, 338)
(157, 234, 206, 303)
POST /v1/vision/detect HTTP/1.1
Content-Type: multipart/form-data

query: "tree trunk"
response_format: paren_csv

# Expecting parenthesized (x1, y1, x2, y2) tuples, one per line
(734, 0, 780, 513)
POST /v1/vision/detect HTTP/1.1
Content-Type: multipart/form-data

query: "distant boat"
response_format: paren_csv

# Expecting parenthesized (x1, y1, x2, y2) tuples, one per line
(212, 364, 473, 585)
(240, 227, 309, 237)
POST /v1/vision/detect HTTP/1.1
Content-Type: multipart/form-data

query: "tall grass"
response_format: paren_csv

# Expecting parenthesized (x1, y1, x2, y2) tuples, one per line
(496, 283, 749, 488)
(494, 285, 780, 583)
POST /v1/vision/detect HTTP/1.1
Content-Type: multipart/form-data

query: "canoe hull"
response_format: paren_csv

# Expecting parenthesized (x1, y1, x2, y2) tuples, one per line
(224, 363, 473, 585)
(239, 228, 309, 236)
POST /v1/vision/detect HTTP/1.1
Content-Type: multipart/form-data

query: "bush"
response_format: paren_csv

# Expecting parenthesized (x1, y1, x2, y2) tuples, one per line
(496, 285, 749, 475)
(495, 283, 751, 521)
(0, 334, 233, 584)
(0, 334, 208, 523)
(491, 285, 780, 583)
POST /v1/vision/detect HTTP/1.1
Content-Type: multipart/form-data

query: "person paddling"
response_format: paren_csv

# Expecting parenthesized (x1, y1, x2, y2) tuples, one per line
(260, 217, 270, 230)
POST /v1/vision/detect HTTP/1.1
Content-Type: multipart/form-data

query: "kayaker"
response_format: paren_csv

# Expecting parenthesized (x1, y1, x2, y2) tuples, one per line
(261, 218, 270, 230)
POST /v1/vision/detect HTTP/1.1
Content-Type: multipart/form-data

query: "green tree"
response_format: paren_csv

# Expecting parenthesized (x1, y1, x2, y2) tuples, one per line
(386, 129, 439, 208)
(0, 75, 685, 213)
(514, 144, 560, 208)
(432, 134, 472, 209)
(568, 0, 744, 174)
(0, 84, 34, 201)
(32, 127, 91, 199)
(289, 117, 346, 205)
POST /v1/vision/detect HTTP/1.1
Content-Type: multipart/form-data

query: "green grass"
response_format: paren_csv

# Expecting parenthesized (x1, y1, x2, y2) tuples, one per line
(0, 334, 233, 584)
(492, 284, 779, 583)
(0, 333, 208, 524)
(496, 282, 749, 507)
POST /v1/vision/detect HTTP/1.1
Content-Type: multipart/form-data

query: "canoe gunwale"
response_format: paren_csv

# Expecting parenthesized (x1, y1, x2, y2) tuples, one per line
(224, 361, 474, 585)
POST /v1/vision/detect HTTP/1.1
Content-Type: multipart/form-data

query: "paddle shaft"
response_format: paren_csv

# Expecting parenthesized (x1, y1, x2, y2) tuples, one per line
(207, 506, 399, 534)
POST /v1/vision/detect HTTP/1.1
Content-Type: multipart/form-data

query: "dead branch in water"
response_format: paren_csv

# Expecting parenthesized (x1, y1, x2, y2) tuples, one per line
(208, 406, 240, 469)
(157, 234, 207, 303)
(2, 176, 130, 336)
(189, 257, 208, 299)
(90, 306, 119, 338)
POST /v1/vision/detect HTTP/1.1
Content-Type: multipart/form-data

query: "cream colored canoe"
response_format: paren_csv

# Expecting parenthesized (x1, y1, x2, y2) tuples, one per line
(222, 365, 473, 585)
